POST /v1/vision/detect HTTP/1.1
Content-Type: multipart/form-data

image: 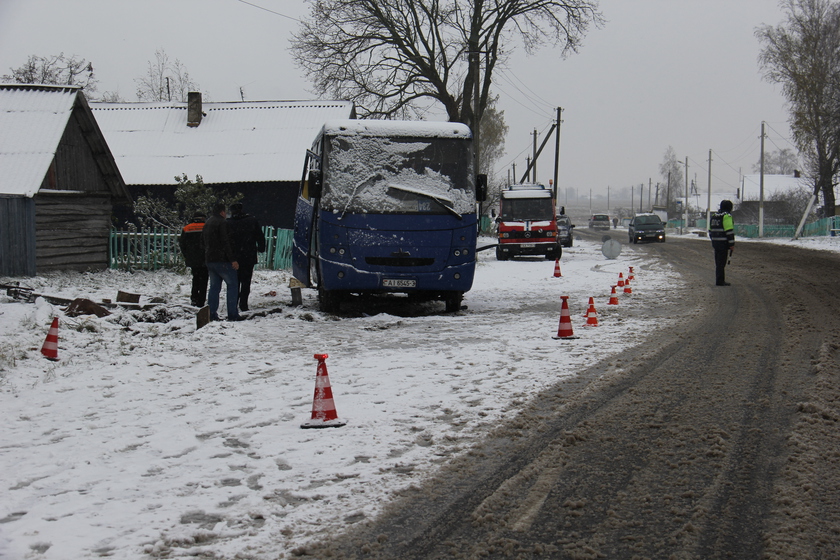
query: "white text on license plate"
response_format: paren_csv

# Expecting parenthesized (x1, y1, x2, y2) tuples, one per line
(383, 278, 417, 288)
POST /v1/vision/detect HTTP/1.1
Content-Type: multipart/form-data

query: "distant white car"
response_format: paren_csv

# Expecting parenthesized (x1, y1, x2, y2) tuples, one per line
(588, 214, 611, 230)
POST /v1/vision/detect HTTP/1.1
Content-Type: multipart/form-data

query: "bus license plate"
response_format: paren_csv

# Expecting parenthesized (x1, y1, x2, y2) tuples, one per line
(383, 278, 416, 288)
(520, 243, 535, 248)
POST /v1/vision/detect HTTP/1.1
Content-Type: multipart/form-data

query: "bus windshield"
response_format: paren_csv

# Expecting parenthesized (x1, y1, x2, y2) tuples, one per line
(501, 198, 554, 221)
(320, 135, 475, 216)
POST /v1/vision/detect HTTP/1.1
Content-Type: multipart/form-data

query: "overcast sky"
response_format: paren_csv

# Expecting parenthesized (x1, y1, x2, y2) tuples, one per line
(0, 0, 794, 203)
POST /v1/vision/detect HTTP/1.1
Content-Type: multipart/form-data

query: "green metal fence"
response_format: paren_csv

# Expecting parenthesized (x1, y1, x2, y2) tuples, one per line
(691, 216, 840, 239)
(109, 226, 294, 271)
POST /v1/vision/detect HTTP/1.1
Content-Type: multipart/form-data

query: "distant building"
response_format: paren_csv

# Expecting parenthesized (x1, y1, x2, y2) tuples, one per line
(91, 94, 356, 229)
(0, 84, 129, 277)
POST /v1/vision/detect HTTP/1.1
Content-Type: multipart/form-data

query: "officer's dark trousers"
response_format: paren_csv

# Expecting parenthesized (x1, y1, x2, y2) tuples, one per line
(237, 264, 255, 311)
(191, 266, 209, 307)
(713, 243, 729, 285)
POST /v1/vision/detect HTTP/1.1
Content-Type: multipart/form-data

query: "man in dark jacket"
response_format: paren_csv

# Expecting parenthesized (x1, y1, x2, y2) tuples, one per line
(709, 199, 735, 286)
(204, 202, 242, 321)
(178, 213, 208, 307)
(227, 203, 266, 312)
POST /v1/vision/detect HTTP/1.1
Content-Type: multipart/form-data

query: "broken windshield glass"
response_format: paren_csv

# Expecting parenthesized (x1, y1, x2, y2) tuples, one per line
(320, 135, 474, 216)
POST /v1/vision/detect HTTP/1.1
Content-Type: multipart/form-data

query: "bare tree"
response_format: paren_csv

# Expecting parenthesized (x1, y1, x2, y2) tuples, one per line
(135, 49, 200, 102)
(756, 0, 840, 216)
(659, 146, 684, 216)
(2, 53, 97, 93)
(291, 0, 602, 137)
(752, 148, 800, 175)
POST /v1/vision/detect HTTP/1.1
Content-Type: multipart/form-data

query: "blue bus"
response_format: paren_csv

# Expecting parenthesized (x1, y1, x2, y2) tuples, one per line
(292, 119, 487, 312)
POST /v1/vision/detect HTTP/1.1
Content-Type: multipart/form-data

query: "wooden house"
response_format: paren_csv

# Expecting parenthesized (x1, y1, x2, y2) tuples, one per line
(91, 94, 356, 229)
(0, 84, 130, 277)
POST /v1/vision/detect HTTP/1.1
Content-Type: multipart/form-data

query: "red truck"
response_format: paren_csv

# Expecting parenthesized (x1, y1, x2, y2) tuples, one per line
(495, 183, 563, 260)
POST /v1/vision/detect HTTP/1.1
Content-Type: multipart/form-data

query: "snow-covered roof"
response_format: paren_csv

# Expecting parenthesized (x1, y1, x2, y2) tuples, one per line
(91, 99, 356, 186)
(321, 119, 471, 139)
(501, 183, 552, 198)
(0, 84, 79, 197)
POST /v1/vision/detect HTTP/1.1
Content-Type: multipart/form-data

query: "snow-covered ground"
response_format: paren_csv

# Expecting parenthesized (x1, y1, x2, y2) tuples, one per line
(0, 232, 837, 559)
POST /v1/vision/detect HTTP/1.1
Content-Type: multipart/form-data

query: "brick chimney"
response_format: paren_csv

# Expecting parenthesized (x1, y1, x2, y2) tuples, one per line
(187, 91, 203, 127)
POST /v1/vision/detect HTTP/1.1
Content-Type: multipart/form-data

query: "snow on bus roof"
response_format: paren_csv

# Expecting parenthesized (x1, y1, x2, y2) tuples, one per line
(322, 119, 472, 139)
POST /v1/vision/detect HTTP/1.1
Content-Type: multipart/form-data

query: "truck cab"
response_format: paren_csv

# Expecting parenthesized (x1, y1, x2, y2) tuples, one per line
(495, 183, 561, 260)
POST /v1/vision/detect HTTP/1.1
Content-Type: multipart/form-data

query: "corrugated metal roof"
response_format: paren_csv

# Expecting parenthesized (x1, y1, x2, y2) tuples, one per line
(0, 84, 79, 197)
(91, 99, 356, 186)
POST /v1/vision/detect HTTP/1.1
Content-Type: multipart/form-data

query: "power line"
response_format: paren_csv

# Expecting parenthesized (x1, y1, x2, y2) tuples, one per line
(236, 0, 300, 22)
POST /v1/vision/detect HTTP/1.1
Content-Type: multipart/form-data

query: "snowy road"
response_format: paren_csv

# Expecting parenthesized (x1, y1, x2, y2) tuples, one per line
(307, 235, 840, 559)
(0, 235, 684, 559)
(2, 234, 838, 559)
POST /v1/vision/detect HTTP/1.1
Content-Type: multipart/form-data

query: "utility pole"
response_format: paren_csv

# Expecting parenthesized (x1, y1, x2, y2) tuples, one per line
(759, 121, 766, 237)
(553, 107, 563, 203)
(631, 185, 634, 214)
(683, 157, 689, 234)
(472, 51, 480, 176)
(607, 185, 610, 211)
(648, 178, 652, 211)
(707, 149, 713, 227)
(639, 183, 643, 213)
(532, 129, 538, 182)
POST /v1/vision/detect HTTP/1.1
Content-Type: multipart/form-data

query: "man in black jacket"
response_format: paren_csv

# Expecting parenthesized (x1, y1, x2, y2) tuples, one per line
(204, 202, 242, 321)
(178, 213, 208, 307)
(227, 203, 266, 312)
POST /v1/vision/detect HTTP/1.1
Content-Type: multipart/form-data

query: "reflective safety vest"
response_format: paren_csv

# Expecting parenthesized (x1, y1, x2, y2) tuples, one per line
(709, 212, 734, 246)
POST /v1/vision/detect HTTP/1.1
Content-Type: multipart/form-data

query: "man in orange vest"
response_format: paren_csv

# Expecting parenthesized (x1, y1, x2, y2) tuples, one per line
(178, 213, 209, 307)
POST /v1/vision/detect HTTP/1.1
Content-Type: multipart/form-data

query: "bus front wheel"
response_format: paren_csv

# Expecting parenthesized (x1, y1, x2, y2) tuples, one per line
(444, 292, 463, 313)
(318, 287, 342, 313)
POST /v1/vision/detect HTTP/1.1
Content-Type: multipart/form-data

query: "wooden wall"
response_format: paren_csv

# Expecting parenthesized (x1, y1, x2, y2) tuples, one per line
(34, 192, 113, 272)
(0, 196, 37, 277)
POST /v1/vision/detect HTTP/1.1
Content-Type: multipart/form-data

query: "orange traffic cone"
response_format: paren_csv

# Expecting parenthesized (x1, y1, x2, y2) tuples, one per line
(41, 317, 59, 361)
(553, 296, 578, 339)
(553, 258, 562, 278)
(301, 354, 347, 429)
(628, 267, 635, 282)
(584, 299, 599, 326)
(617, 273, 625, 287)
(583, 296, 595, 317)
(608, 285, 619, 305)
(623, 276, 633, 294)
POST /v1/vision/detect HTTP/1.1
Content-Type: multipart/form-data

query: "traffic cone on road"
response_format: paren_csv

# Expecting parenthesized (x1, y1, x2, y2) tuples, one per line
(583, 296, 595, 317)
(608, 286, 619, 305)
(40, 317, 59, 361)
(301, 354, 346, 429)
(584, 298, 599, 326)
(553, 258, 562, 278)
(628, 267, 635, 282)
(617, 273, 625, 288)
(623, 276, 633, 294)
(553, 296, 578, 339)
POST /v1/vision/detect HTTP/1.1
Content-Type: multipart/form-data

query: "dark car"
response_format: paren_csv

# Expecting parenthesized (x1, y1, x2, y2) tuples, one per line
(557, 215, 575, 247)
(628, 214, 666, 243)
(588, 214, 611, 230)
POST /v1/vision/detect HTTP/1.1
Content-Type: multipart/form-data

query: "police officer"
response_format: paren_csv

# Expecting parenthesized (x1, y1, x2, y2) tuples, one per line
(709, 200, 735, 286)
